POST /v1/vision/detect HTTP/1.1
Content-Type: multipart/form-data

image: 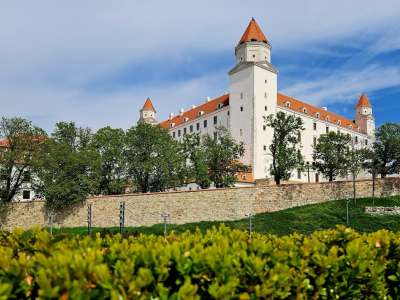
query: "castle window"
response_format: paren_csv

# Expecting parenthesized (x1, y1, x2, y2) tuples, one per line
(263, 125, 266, 131)
(303, 108, 308, 114)
(217, 103, 224, 109)
(214, 116, 218, 125)
(190, 125, 193, 133)
(264, 106, 267, 111)
(172, 132, 176, 138)
(196, 123, 200, 131)
(204, 120, 207, 128)
(183, 128, 187, 135)
(22, 190, 30, 200)
(313, 137, 317, 147)
(178, 130, 181, 137)
(240, 93, 243, 99)
(313, 122, 317, 131)
(263, 145, 267, 151)
(337, 120, 341, 125)
(285, 101, 291, 108)
(240, 106, 243, 112)
(326, 126, 329, 133)
(365, 139, 368, 146)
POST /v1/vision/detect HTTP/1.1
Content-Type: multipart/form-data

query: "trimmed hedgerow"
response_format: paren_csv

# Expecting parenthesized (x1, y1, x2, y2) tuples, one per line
(0, 226, 400, 299)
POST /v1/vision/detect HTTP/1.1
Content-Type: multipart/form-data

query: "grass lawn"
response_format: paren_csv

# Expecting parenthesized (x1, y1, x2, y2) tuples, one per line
(53, 195, 400, 236)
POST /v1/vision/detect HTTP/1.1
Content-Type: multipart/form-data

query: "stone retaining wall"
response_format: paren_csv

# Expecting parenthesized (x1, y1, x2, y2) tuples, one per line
(2, 178, 400, 230)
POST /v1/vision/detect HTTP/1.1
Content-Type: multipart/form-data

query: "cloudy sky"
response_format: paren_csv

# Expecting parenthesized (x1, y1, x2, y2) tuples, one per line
(1, 1, 400, 132)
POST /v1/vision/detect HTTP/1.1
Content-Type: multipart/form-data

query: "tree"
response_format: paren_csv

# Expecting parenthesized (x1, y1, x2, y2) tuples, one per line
(362, 148, 381, 198)
(125, 123, 186, 193)
(346, 147, 367, 202)
(313, 132, 351, 182)
(264, 111, 304, 185)
(0, 117, 46, 203)
(182, 133, 211, 189)
(203, 127, 246, 188)
(373, 123, 400, 178)
(35, 122, 101, 210)
(92, 127, 127, 195)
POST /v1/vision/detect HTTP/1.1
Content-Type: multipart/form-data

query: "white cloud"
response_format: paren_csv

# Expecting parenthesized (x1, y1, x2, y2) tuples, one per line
(0, 0, 399, 130)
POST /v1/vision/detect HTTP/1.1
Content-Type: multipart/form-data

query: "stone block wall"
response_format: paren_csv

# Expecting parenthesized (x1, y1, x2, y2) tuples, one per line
(2, 178, 400, 230)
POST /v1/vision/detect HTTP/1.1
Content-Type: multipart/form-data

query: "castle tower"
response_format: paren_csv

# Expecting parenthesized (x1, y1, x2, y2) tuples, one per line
(228, 18, 278, 179)
(355, 94, 375, 138)
(139, 98, 157, 124)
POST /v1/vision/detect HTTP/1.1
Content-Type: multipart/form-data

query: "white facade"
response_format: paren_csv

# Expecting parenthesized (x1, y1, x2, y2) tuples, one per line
(146, 19, 375, 184)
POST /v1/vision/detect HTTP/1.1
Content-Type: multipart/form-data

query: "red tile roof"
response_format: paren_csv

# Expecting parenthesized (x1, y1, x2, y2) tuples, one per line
(160, 93, 363, 133)
(0, 138, 9, 147)
(277, 93, 359, 131)
(142, 98, 156, 112)
(238, 18, 269, 46)
(356, 94, 371, 108)
(160, 94, 229, 129)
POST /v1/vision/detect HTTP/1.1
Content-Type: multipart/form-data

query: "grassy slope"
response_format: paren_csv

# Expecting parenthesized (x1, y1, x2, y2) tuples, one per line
(54, 196, 400, 236)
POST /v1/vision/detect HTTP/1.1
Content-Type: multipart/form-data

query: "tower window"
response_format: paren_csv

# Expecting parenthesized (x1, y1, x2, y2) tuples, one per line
(240, 106, 243, 112)
(204, 120, 207, 128)
(183, 128, 187, 135)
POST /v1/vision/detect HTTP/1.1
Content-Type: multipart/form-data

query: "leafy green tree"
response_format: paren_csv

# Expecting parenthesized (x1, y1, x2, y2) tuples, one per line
(35, 122, 100, 210)
(0, 117, 46, 202)
(125, 123, 186, 193)
(92, 127, 127, 195)
(182, 133, 211, 189)
(313, 131, 351, 182)
(264, 112, 304, 185)
(362, 148, 381, 197)
(203, 127, 246, 188)
(346, 147, 367, 202)
(373, 123, 400, 178)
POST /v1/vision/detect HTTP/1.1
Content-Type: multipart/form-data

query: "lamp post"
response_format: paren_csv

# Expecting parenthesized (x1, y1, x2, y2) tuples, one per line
(306, 162, 310, 183)
(161, 213, 170, 236)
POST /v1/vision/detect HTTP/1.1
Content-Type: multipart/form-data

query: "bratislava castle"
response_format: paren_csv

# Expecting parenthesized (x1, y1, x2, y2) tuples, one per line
(138, 18, 375, 184)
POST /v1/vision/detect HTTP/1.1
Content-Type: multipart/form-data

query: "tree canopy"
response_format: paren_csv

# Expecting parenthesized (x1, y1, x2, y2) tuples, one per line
(265, 112, 304, 185)
(0, 117, 46, 203)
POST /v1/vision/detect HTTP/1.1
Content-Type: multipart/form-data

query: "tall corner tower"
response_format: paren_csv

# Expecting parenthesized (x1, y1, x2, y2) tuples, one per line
(355, 94, 375, 138)
(228, 18, 278, 180)
(138, 98, 157, 124)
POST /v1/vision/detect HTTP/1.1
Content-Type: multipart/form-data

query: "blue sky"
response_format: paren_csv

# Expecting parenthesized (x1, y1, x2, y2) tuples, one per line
(1, 1, 399, 132)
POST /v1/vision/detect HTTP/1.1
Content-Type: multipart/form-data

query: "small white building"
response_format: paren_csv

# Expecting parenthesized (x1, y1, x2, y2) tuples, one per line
(139, 18, 375, 184)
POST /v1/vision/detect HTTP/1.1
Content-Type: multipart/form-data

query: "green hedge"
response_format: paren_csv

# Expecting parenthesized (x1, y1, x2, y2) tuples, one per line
(1, 226, 400, 299)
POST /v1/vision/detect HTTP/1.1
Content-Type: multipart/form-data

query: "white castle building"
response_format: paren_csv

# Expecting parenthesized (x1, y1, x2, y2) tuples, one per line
(139, 18, 375, 184)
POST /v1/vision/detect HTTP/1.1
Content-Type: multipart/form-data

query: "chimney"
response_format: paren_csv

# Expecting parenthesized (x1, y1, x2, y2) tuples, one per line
(169, 112, 174, 120)
(179, 108, 184, 116)
(322, 107, 328, 111)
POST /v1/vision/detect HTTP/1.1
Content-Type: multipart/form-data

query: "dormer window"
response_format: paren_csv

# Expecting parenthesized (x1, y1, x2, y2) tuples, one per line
(285, 101, 291, 108)
(217, 103, 224, 109)
(198, 111, 204, 117)
(326, 116, 330, 122)
(337, 120, 341, 125)
(303, 108, 308, 114)
(184, 117, 189, 122)
(170, 123, 175, 128)
(316, 112, 320, 118)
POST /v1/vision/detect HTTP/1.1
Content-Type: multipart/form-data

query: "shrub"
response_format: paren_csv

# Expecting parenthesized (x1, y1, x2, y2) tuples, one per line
(0, 226, 400, 298)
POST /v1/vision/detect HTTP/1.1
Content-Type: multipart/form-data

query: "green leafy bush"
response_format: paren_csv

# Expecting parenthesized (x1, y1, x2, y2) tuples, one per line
(0, 226, 400, 299)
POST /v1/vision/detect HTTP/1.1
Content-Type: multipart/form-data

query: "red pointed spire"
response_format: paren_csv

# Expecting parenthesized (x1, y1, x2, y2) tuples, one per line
(238, 18, 269, 46)
(356, 94, 371, 108)
(142, 98, 156, 112)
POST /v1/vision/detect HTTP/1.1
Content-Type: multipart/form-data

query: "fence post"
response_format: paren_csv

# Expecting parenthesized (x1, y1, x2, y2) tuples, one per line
(119, 202, 125, 234)
(87, 203, 92, 235)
